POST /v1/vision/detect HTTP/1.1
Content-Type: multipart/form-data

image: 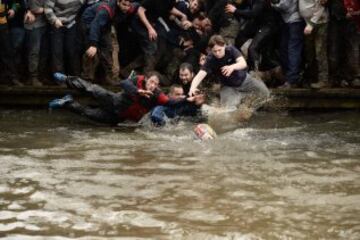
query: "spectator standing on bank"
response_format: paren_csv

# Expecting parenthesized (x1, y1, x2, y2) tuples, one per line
(45, 0, 84, 76)
(131, 0, 187, 72)
(80, 0, 134, 85)
(0, 0, 22, 86)
(225, 0, 281, 77)
(271, 0, 305, 88)
(8, 0, 26, 81)
(299, 0, 329, 89)
(24, 0, 49, 86)
(328, 0, 359, 87)
(343, 0, 360, 87)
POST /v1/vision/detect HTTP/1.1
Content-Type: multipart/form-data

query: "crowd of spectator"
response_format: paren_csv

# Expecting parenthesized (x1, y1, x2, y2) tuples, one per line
(0, 0, 359, 89)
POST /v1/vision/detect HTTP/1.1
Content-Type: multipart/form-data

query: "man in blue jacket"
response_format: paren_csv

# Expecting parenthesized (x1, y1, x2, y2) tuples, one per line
(80, 0, 138, 85)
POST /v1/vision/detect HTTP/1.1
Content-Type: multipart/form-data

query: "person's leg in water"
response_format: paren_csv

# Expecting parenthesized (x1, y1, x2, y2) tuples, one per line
(235, 74, 270, 109)
(49, 94, 120, 125)
(53, 72, 122, 111)
(67, 101, 120, 125)
(219, 74, 270, 110)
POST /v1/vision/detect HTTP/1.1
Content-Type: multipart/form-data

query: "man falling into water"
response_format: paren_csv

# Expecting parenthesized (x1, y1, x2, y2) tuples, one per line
(48, 72, 193, 125)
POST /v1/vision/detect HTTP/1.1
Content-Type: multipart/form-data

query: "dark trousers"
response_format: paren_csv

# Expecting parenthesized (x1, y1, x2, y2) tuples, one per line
(280, 21, 305, 85)
(26, 26, 48, 80)
(65, 76, 123, 124)
(247, 24, 278, 71)
(50, 25, 81, 75)
(116, 24, 141, 67)
(80, 23, 113, 81)
(328, 19, 359, 83)
(0, 26, 18, 83)
(10, 27, 25, 72)
(131, 17, 158, 56)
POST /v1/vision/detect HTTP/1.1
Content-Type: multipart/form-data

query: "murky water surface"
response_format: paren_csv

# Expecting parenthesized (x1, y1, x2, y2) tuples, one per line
(0, 109, 359, 239)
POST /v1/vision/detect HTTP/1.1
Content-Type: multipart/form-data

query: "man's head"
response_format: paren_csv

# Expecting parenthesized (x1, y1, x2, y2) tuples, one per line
(169, 85, 185, 100)
(208, 35, 226, 59)
(117, 0, 131, 13)
(193, 93, 206, 106)
(192, 12, 212, 35)
(145, 72, 160, 92)
(179, 63, 194, 85)
(189, 0, 203, 14)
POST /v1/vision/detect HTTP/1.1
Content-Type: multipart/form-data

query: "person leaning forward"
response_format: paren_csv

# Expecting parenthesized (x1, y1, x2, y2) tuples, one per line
(188, 34, 270, 109)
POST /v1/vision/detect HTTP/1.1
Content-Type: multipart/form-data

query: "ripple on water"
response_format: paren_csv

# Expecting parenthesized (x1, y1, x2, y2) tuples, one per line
(91, 209, 166, 228)
(178, 210, 228, 224)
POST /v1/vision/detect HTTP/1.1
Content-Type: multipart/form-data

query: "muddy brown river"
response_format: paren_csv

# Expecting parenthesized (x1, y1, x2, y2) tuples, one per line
(0, 109, 359, 239)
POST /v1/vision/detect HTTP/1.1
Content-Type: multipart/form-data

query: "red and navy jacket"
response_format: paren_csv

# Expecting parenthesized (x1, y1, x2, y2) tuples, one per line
(81, 0, 138, 48)
(118, 75, 185, 122)
(344, 0, 360, 32)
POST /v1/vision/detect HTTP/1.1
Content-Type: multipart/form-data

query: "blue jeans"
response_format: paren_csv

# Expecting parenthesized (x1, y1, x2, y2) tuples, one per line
(280, 21, 305, 85)
(151, 106, 176, 126)
(26, 26, 48, 79)
(50, 25, 81, 75)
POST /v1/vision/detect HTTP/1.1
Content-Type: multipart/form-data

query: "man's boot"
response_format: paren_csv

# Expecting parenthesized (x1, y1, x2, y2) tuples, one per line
(310, 81, 330, 89)
(11, 78, 24, 87)
(31, 77, 43, 87)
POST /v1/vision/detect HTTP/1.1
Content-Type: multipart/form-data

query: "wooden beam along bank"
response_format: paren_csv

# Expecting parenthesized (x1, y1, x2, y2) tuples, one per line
(0, 86, 360, 110)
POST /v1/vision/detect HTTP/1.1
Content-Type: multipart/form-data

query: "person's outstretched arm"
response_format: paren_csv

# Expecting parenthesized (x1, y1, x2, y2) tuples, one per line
(120, 78, 138, 95)
(188, 70, 207, 96)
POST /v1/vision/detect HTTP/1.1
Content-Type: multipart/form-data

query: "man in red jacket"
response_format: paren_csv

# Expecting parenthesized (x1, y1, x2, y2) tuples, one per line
(344, 0, 360, 87)
(49, 72, 187, 125)
(344, 0, 360, 31)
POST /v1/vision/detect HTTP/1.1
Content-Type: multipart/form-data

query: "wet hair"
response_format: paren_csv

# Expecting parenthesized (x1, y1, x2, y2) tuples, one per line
(179, 62, 194, 73)
(170, 84, 183, 92)
(193, 11, 208, 21)
(145, 71, 161, 82)
(208, 35, 226, 49)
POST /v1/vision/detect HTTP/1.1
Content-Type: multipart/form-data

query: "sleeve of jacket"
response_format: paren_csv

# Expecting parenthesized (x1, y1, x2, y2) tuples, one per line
(44, 0, 57, 25)
(10, 0, 21, 12)
(310, 2, 327, 25)
(30, 0, 45, 13)
(271, 0, 293, 12)
(234, 0, 265, 19)
(88, 9, 111, 47)
(155, 92, 187, 106)
(120, 78, 139, 96)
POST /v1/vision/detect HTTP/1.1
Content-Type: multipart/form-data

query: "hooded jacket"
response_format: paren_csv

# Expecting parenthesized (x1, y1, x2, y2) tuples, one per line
(271, 0, 303, 23)
(299, 0, 329, 25)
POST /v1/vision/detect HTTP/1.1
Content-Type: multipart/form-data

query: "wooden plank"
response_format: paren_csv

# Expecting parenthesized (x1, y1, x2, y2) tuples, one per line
(0, 86, 360, 110)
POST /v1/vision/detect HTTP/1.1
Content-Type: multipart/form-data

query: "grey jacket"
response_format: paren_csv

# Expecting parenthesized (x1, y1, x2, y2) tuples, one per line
(44, 0, 84, 28)
(271, 0, 303, 23)
(25, 0, 47, 30)
(299, 0, 328, 25)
